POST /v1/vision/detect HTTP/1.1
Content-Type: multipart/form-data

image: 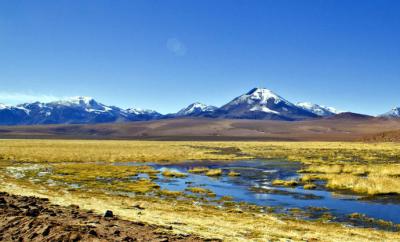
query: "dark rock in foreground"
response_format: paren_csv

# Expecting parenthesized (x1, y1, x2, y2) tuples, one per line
(0, 192, 208, 242)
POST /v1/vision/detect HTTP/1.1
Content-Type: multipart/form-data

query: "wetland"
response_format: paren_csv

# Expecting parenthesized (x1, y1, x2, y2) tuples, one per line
(1, 139, 400, 241)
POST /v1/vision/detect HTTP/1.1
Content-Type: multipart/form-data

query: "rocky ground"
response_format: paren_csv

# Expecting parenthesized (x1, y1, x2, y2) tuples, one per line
(0, 192, 209, 242)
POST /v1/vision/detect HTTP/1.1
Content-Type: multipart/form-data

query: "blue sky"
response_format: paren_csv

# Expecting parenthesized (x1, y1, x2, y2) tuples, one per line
(0, 0, 399, 115)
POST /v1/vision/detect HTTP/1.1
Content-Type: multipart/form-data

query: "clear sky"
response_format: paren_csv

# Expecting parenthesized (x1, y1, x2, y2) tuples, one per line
(0, 0, 399, 115)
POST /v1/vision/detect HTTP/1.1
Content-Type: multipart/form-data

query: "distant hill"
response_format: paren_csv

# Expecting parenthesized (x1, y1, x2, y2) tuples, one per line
(325, 112, 374, 120)
(1, 117, 400, 141)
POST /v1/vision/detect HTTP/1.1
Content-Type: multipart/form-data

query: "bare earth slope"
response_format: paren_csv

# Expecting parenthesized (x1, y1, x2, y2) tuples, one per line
(0, 192, 205, 242)
(362, 129, 400, 142)
(1, 117, 400, 141)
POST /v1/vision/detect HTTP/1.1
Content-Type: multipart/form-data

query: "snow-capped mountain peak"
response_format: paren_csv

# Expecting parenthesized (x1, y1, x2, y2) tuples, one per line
(176, 102, 217, 116)
(218, 87, 318, 120)
(189, 102, 210, 109)
(239, 88, 291, 105)
(296, 102, 339, 117)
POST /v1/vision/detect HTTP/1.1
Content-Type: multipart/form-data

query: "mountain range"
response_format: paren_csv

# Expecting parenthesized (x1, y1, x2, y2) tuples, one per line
(0, 97, 162, 125)
(0, 87, 397, 125)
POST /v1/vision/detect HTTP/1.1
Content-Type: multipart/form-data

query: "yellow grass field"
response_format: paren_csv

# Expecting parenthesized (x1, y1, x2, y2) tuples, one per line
(1, 139, 400, 163)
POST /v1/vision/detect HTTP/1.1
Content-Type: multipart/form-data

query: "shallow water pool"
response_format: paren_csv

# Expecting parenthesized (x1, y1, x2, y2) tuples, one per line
(115, 160, 400, 227)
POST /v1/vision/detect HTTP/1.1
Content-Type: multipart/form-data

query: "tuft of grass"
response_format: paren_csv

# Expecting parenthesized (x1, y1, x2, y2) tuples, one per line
(205, 169, 222, 177)
(185, 187, 216, 197)
(109, 179, 160, 194)
(303, 163, 400, 195)
(161, 169, 187, 178)
(228, 170, 240, 176)
(324, 174, 400, 195)
(188, 167, 209, 174)
(303, 183, 317, 190)
(300, 174, 318, 182)
(218, 196, 233, 202)
(349, 213, 364, 219)
(158, 189, 183, 197)
(272, 179, 298, 187)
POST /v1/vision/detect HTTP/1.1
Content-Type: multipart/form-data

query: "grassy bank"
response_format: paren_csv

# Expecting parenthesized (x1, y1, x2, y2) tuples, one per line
(300, 163, 400, 195)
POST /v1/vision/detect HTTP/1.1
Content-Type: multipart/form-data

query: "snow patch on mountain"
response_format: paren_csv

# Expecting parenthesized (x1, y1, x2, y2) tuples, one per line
(231, 88, 292, 106)
(125, 108, 160, 115)
(296, 102, 339, 117)
(0, 103, 10, 109)
(0, 103, 31, 114)
(249, 105, 280, 114)
(50, 96, 122, 114)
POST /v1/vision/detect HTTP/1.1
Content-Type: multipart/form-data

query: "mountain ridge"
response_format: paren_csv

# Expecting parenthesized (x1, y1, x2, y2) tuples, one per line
(296, 102, 339, 117)
(0, 96, 161, 125)
(0, 87, 393, 125)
